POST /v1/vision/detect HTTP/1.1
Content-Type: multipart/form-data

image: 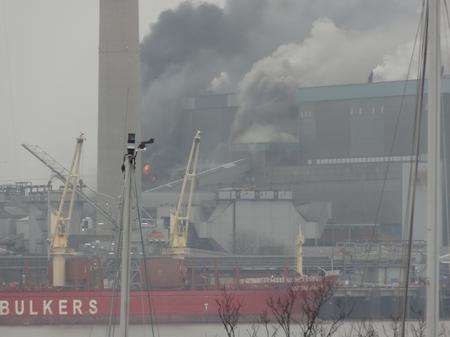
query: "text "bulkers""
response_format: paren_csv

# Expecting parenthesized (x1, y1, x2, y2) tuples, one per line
(0, 299, 98, 316)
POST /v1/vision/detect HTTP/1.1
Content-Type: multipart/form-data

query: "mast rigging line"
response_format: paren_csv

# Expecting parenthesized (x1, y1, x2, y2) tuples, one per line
(144, 158, 248, 193)
(400, 2, 429, 336)
(134, 178, 159, 337)
(371, 0, 425, 234)
(359, 0, 425, 288)
(105, 182, 125, 337)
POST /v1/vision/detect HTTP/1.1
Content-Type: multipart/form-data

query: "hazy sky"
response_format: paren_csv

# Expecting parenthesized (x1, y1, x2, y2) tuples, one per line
(0, 0, 224, 186)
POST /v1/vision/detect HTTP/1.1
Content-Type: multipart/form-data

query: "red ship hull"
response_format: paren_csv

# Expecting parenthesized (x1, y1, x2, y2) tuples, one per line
(0, 288, 295, 325)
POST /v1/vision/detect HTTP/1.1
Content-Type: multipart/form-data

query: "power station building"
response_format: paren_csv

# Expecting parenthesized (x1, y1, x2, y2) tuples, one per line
(142, 79, 450, 253)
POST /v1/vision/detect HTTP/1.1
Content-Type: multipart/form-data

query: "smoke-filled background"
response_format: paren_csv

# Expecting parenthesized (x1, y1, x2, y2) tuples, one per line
(0, 0, 427, 187)
(140, 0, 421, 179)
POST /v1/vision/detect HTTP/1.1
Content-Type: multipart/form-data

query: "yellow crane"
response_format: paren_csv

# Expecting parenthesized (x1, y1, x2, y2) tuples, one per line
(169, 130, 201, 250)
(50, 134, 84, 287)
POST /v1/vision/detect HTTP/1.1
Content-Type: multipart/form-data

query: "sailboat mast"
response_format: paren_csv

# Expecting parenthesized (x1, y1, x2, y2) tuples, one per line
(119, 134, 136, 337)
(426, 0, 442, 336)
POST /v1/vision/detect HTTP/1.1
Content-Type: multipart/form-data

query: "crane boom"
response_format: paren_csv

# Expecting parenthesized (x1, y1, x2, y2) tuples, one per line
(145, 158, 248, 192)
(22, 143, 69, 182)
(50, 134, 84, 287)
(22, 142, 117, 227)
(169, 130, 201, 249)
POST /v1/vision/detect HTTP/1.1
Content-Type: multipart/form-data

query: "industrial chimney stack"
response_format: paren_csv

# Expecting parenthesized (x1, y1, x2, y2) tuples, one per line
(97, 0, 141, 229)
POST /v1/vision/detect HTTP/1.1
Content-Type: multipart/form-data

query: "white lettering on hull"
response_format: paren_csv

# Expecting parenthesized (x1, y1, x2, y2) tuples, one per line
(15, 300, 24, 315)
(29, 301, 38, 315)
(0, 298, 98, 316)
(88, 299, 98, 315)
(58, 299, 68, 315)
(73, 299, 82, 315)
(0, 301, 9, 315)
(43, 300, 53, 315)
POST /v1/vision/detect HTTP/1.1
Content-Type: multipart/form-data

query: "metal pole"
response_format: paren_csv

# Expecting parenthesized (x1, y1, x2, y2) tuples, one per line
(232, 200, 236, 254)
(427, 0, 441, 336)
(331, 255, 334, 272)
(119, 154, 133, 337)
(47, 177, 53, 259)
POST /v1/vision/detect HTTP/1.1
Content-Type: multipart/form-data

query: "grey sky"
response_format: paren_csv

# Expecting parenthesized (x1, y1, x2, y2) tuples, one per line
(0, 0, 223, 186)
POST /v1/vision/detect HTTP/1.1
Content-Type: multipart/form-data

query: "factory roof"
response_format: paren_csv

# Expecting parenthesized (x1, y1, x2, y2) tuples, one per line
(297, 77, 450, 103)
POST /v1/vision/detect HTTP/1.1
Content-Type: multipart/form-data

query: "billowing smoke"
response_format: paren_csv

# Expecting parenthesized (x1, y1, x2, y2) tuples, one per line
(209, 72, 232, 93)
(140, 2, 245, 176)
(140, 0, 420, 178)
(372, 42, 418, 82)
(232, 19, 414, 142)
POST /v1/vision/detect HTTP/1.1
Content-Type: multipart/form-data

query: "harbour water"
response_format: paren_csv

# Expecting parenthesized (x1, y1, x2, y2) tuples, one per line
(0, 324, 272, 337)
(1, 322, 449, 337)
(1, 324, 226, 337)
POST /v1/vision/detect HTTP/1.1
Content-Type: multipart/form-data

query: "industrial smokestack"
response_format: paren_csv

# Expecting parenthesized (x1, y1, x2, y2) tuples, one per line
(98, 0, 141, 209)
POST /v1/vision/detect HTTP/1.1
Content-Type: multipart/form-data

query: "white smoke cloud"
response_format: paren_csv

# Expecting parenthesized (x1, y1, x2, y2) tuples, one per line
(232, 18, 414, 142)
(209, 71, 232, 93)
(372, 42, 418, 82)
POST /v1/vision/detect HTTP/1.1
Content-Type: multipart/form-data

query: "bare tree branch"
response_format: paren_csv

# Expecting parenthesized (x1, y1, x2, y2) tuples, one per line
(352, 319, 379, 337)
(410, 305, 426, 337)
(266, 277, 350, 337)
(298, 277, 350, 337)
(382, 313, 401, 337)
(247, 322, 260, 337)
(267, 284, 298, 337)
(259, 309, 279, 337)
(216, 288, 243, 337)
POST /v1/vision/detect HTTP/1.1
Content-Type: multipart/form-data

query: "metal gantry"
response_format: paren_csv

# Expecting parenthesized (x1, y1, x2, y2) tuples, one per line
(22, 142, 117, 227)
(169, 130, 201, 250)
(49, 134, 84, 287)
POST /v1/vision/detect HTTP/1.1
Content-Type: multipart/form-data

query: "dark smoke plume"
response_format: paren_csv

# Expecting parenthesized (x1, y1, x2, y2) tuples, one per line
(140, 0, 420, 179)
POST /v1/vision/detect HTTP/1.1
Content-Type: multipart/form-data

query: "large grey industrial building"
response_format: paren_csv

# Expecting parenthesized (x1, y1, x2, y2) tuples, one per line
(142, 79, 450, 254)
(3, 79, 449, 258)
